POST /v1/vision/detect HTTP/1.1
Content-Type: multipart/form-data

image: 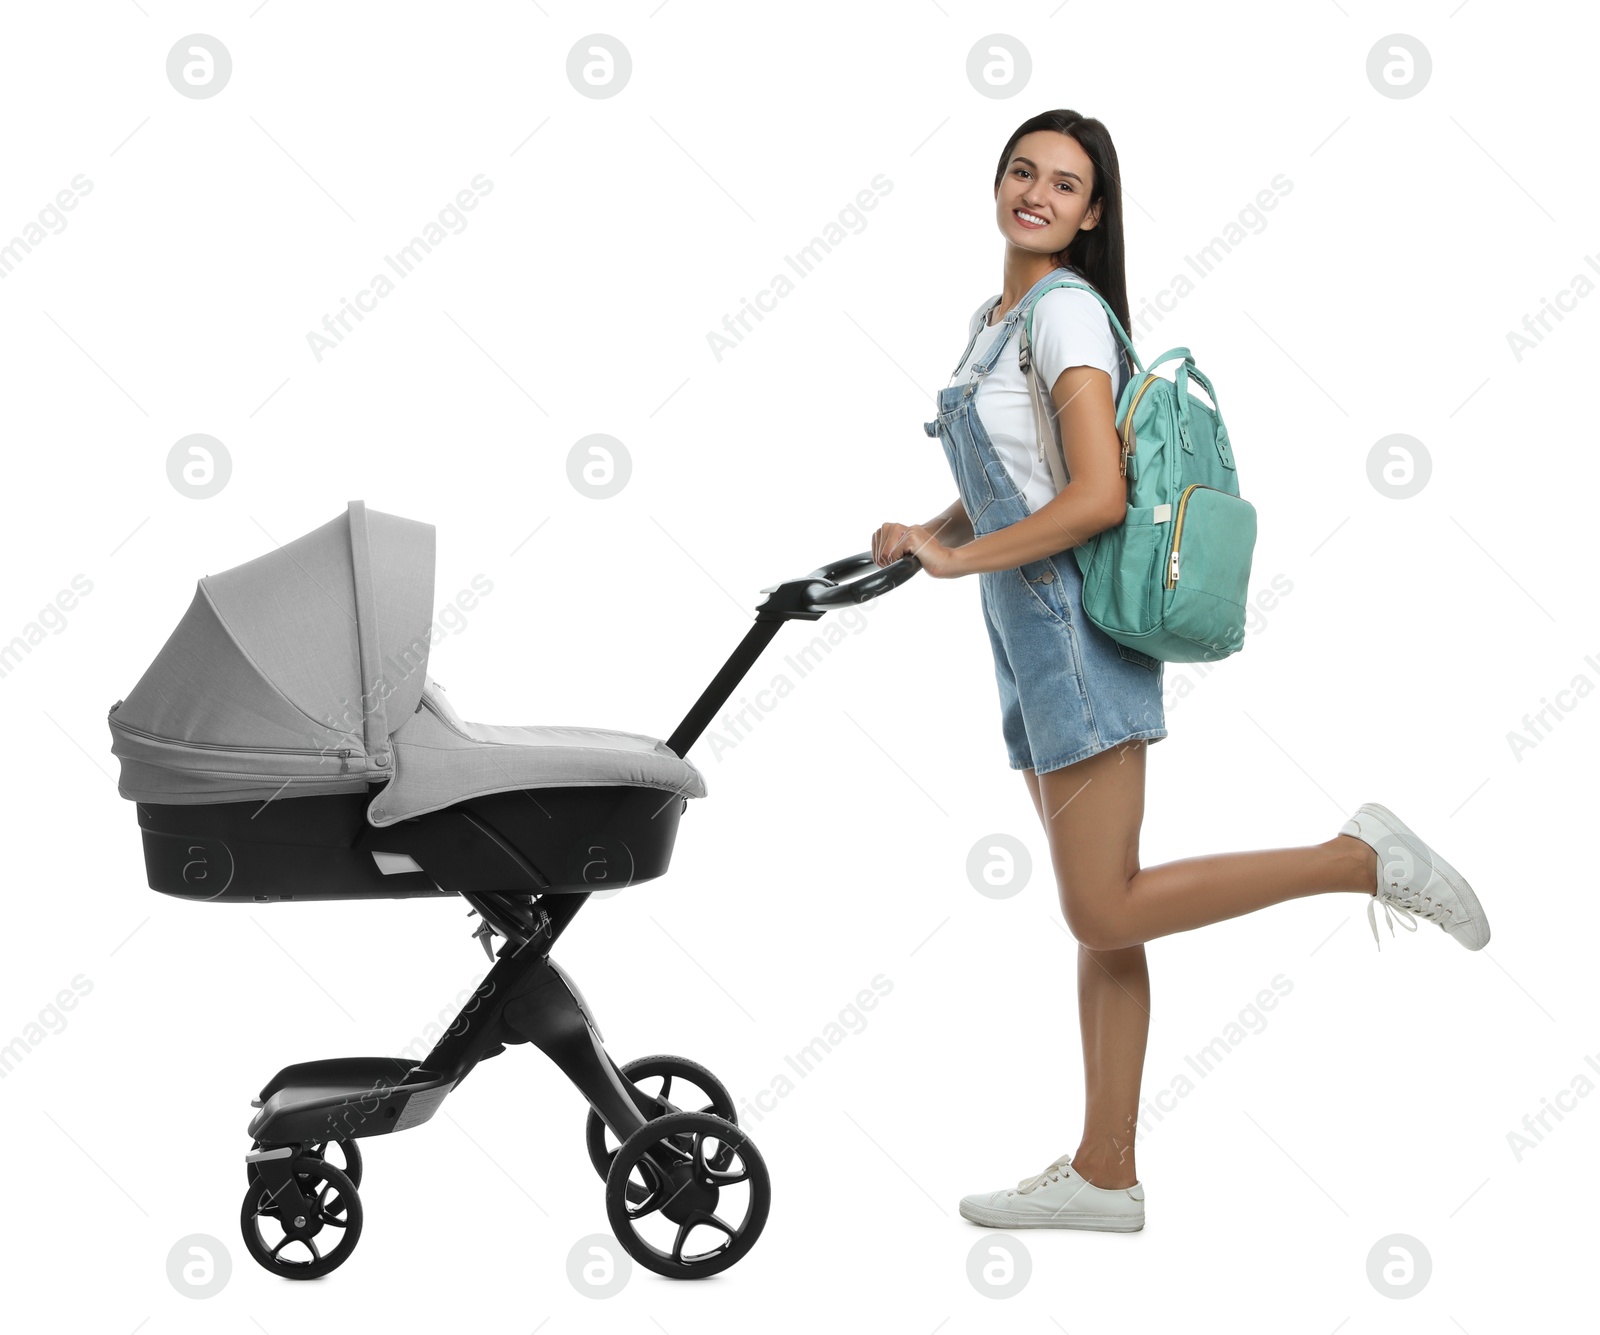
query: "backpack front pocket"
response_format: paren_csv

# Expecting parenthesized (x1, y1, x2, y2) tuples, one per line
(1160, 485, 1257, 657)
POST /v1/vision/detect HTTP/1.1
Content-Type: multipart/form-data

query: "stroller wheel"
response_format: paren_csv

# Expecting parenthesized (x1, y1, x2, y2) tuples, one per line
(605, 1110, 770, 1280)
(586, 1055, 737, 1197)
(247, 1138, 363, 1192)
(240, 1158, 364, 1280)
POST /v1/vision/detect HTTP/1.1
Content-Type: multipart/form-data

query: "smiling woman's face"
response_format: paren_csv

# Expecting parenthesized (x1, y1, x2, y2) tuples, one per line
(994, 129, 1100, 254)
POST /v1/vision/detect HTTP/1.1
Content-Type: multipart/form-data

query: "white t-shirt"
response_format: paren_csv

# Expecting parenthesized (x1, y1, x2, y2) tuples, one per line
(948, 272, 1130, 514)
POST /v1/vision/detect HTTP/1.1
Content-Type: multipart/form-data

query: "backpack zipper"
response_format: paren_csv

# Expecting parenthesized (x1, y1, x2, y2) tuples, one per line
(1166, 483, 1228, 588)
(1120, 374, 1163, 476)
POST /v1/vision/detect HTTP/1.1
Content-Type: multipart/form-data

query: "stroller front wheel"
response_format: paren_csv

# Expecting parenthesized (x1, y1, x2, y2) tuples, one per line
(604, 1110, 770, 1279)
(240, 1158, 364, 1280)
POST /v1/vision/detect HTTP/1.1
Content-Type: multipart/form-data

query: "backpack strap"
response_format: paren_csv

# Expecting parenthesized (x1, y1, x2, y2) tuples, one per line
(1017, 278, 1143, 494)
(1023, 343, 1072, 492)
(1019, 279, 1145, 377)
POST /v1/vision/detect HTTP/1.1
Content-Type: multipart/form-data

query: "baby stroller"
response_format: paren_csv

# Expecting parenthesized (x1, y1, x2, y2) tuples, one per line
(108, 501, 920, 1281)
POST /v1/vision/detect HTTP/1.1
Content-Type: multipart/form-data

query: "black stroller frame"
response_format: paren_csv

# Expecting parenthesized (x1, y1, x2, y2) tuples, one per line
(127, 542, 919, 1282)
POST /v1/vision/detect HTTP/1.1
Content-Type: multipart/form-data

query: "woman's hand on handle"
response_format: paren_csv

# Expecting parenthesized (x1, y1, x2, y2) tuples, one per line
(871, 521, 962, 579)
(871, 521, 910, 568)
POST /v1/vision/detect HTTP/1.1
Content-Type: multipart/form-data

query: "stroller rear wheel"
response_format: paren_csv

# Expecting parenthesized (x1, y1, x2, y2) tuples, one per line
(604, 1110, 770, 1279)
(586, 1054, 737, 1198)
(240, 1158, 363, 1280)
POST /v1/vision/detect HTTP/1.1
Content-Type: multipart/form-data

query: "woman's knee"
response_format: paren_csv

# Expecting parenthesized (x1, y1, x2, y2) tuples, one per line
(1039, 755, 1144, 950)
(1058, 887, 1131, 952)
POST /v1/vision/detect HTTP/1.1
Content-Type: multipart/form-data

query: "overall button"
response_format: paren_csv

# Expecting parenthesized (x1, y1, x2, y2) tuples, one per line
(1016, 561, 1070, 627)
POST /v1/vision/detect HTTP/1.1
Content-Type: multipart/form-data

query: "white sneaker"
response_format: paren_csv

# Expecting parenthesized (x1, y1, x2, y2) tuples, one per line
(958, 1153, 1144, 1231)
(1340, 802, 1490, 951)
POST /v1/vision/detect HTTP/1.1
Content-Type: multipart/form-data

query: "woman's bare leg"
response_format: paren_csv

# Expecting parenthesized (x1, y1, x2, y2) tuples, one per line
(1037, 741, 1377, 954)
(1021, 741, 1378, 1189)
(1023, 765, 1150, 1191)
(1071, 942, 1149, 1189)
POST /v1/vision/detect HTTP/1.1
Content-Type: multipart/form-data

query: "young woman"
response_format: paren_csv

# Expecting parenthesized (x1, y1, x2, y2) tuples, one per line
(870, 110, 1491, 1233)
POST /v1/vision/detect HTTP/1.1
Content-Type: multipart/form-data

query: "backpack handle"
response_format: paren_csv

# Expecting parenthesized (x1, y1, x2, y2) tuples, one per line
(1173, 357, 1234, 467)
(1124, 347, 1233, 465)
(1145, 346, 1192, 372)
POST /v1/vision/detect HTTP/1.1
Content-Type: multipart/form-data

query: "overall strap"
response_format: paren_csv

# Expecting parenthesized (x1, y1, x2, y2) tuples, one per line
(945, 296, 999, 382)
(966, 266, 1079, 384)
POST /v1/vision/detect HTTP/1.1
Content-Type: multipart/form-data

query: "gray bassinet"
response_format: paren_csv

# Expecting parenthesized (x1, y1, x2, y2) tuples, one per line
(108, 501, 706, 827)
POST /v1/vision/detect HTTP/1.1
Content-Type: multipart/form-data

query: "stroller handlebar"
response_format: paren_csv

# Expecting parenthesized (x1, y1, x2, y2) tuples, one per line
(663, 548, 922, 759)
(755, 549, 922, 621)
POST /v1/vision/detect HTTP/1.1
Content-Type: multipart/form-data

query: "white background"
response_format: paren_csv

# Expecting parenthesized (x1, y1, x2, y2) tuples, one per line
(1, 0, 1594, 1329)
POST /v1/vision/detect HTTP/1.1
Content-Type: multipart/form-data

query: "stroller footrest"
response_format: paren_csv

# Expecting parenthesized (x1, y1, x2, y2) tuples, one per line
(254, 1055, 419, 1107)
(248, 1060, 454, 1144)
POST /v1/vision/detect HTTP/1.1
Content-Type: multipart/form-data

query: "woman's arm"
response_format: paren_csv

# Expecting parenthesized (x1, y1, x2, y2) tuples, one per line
(924, 496, 975, 548)
(947, 363, 1125, 576)
(878, 356, 1124, 576)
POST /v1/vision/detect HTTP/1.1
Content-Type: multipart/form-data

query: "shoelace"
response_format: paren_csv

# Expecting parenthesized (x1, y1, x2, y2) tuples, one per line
(1367, 877, 1455, 951)
(1012, 1153, 1076, 1195)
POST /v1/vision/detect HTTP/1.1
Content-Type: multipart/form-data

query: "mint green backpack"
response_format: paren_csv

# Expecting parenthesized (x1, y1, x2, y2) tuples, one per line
(1019, 278, 1257, 664)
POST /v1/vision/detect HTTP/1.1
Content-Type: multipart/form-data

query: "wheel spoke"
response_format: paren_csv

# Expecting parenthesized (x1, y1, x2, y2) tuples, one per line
(694, 1130, 747, 1184)
(623, 1161, 668, 1220)
(320, 1175, 354, 1215)
(671, 1210, 734, 1264)
(700, 1211, 738, 1241)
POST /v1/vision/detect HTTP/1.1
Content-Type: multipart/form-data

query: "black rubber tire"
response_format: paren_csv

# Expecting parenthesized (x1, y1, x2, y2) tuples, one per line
(241, 1158, 363, 1280)
(604, 1111, 770, 1280)
(585, 1055, 736, 1189)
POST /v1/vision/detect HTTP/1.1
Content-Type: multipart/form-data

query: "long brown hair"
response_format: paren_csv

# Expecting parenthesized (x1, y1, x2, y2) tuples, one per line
(993, 110, 1133, 376)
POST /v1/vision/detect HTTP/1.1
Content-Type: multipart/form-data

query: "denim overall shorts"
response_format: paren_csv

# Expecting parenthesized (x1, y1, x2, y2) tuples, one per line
(923, 268, 1167, 774)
